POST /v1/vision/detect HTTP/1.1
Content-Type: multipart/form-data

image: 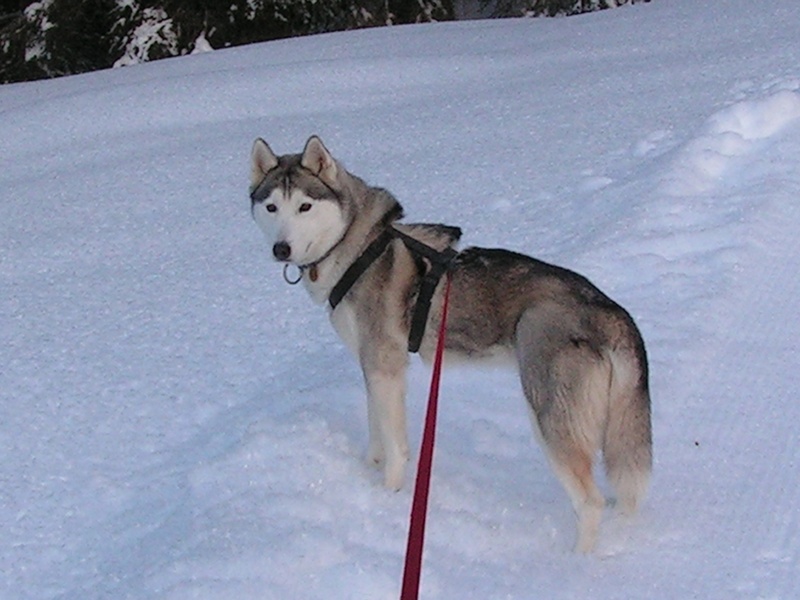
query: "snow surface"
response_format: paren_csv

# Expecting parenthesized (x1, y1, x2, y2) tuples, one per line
(2, 1, 800, 598)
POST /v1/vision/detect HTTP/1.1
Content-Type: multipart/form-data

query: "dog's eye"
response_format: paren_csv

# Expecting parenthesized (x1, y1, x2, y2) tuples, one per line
(299, 203, 312, 213)
(265, 204, 277, 213)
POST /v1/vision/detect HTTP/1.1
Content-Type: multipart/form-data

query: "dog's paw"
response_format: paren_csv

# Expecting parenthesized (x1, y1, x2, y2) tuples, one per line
(366, 443, 385, 468)
(383, 459, 407, 491)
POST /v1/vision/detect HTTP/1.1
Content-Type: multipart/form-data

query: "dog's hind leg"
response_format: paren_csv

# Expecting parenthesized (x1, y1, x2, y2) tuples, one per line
(545, 444, 606, 553)
(522, 387, 606, 552)
(603, 346, 652, 515)
(515, 306, 609, 552)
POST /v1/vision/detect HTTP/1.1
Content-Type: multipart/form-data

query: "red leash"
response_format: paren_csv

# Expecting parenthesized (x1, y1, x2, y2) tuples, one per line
(400, 274, 452, 600)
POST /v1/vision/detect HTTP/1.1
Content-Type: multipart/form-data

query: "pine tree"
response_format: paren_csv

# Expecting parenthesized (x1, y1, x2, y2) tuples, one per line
(481, 0, 647, 17)
(1, 0, 643, 84)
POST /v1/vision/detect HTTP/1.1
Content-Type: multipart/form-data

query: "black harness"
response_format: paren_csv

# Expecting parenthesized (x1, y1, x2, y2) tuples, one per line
(328, 227, 458, 353)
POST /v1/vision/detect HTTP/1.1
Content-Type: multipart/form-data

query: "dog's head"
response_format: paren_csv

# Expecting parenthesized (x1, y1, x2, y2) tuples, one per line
(250, 136, 350, 267)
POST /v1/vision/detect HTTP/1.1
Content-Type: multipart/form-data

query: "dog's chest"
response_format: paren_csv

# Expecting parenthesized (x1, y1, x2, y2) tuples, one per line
(330, 302, 360, 355)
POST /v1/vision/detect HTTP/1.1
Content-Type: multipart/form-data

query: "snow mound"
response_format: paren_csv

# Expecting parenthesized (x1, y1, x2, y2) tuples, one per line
(665, 87, 800, 196)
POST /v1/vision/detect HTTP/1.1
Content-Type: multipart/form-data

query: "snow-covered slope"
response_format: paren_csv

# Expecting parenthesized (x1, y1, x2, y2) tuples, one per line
(2, 1, 800, 598)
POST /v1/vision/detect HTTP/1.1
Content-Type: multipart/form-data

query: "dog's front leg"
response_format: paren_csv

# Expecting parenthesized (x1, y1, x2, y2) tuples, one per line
(366, 394, 385, 468)
(363, 368, 409, 491)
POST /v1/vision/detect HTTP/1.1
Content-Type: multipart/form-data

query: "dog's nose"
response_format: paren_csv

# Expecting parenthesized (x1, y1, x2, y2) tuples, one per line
(273, 241, 291, 261)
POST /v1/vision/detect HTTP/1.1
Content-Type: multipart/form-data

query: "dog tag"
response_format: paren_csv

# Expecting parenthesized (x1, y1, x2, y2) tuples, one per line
(309, 265, 318, 282)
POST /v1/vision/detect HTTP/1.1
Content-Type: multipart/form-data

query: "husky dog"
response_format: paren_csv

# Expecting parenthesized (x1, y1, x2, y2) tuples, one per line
(249, 135, 652, 552)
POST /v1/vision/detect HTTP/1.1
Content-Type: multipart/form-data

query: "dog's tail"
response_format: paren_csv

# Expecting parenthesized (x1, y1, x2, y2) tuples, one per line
(602, 329, 652, 515)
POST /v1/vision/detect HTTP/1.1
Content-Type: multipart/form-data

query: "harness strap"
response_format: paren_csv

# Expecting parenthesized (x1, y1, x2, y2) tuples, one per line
(327, 227, 457, 353)
(328, 228, 395, 310)
(393, 229, 458, 353)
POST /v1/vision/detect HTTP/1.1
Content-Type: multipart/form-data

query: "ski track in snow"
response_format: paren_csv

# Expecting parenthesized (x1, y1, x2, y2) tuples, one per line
(2, 2, 800, 598)
(612, 82, 800, 597)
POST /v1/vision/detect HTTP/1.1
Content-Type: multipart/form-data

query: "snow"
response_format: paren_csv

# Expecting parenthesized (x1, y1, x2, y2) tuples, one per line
(191, 34, 214, 55)
(113, 7, 180, 68)
(2, 0, 800, 598)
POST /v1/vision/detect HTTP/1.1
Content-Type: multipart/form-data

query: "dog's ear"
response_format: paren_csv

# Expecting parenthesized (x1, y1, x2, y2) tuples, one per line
(251, 138, 278, 187)
(301, 135, 338, 187)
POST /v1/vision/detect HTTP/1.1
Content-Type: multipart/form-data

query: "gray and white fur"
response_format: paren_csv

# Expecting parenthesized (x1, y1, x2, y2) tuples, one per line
(249, 135, 652, 553)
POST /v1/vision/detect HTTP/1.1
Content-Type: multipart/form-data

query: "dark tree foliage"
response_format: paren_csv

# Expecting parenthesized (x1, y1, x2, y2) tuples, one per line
(1, 0, 457, 82)
(1, 0, 639, 84)
(40, 0, 119, 74)
(0, 0, 25, 19)
(482, 0, 648, 17)
(1, 1, 35, 81)
(161, 0, 454, 49)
